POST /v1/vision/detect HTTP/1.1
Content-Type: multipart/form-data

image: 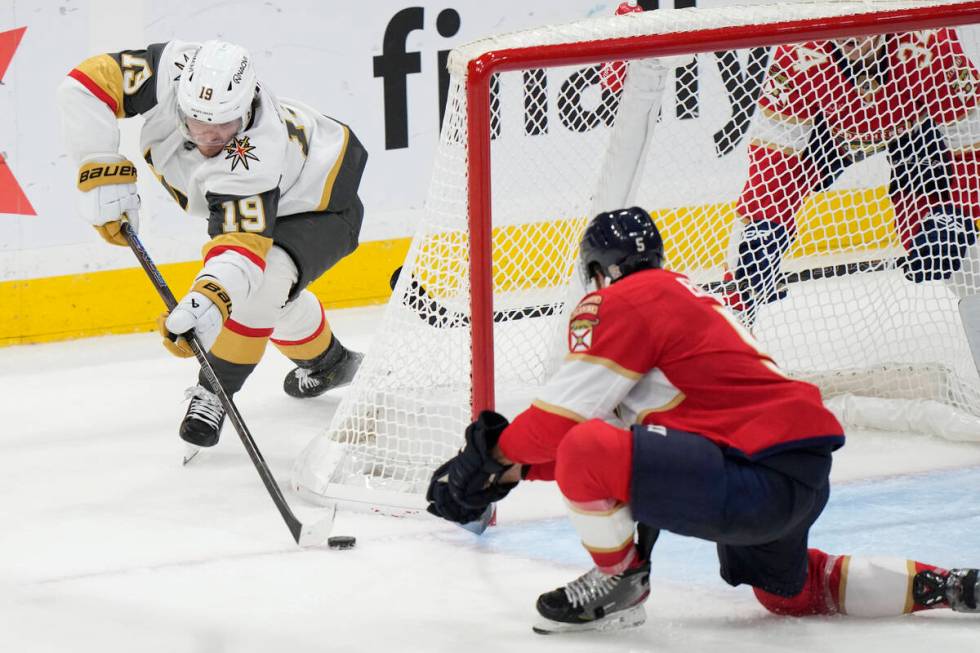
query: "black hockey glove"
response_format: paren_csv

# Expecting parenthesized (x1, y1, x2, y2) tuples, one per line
(448, 410, 519, 509)
(426, 459, 489, 524)
(425, 411, 519, 523)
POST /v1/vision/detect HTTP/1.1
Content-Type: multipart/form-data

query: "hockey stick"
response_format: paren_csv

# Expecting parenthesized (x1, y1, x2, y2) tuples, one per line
(392, 257, 902, 328)
(700, 256, 902, 296)
(389, 266, 563, 329)
(121, 222, 335, 547)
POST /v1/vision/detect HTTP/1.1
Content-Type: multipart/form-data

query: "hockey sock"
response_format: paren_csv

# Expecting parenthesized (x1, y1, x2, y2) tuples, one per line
(755, 549, 946, 617)
(836, 556, 946, 616)
(555, 421, 636, 574)
(204, 318, 273, 394)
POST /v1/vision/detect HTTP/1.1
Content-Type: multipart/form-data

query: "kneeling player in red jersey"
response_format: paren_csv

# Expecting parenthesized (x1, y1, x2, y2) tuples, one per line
(426, 207, 980, 634)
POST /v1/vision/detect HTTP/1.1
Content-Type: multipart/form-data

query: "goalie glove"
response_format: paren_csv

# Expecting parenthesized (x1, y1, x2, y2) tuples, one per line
(76, 154, 140, 247)
(158, 278, 232, 357)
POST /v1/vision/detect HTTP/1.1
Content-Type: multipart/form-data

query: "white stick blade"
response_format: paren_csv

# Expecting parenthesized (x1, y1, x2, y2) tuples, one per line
(297, 503, 337, 548)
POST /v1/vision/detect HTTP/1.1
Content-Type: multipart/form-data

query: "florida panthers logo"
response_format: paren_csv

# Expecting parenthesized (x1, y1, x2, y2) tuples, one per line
(224, 136, 259, 171)
(569, 317, 599, 353)
(568, 295, 602, 353)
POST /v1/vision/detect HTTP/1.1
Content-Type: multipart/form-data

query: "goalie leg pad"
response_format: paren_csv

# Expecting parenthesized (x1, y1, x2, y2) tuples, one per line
(732, 220, 792, 319)
(901, 207, 977, 283)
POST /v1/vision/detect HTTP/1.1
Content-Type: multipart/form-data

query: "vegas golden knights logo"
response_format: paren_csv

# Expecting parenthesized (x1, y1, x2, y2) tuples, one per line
(224, 136, 260, 171)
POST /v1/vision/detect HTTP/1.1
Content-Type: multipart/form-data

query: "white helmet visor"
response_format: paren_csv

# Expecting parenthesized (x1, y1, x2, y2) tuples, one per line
(179, 109, 243, 148)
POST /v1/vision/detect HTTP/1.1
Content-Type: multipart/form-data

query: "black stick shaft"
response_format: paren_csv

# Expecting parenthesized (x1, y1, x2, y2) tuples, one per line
(390, 266, 562, 328)
(391, 255, 900, 329)
(122, 222, 305, 543)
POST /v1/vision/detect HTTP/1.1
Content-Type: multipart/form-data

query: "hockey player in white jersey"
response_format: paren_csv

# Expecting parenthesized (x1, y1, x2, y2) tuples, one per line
(57, 40, 369, 448)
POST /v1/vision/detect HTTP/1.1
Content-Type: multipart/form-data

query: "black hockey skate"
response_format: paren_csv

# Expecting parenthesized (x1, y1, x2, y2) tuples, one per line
(533, 561, 651, 634)
(284, 337, 363, 399)
(913, 567, 980, 612)
(180, 384, 226, 449)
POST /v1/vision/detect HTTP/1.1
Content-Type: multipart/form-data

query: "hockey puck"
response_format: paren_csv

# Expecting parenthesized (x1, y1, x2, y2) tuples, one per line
(327, 535, 356, 550)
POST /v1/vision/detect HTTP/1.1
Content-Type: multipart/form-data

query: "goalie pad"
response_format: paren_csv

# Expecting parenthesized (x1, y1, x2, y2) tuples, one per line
(902, 207, 978, 283)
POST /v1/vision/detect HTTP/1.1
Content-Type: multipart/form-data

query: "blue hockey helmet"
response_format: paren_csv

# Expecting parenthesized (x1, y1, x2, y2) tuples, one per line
(579, 207, 664, 286)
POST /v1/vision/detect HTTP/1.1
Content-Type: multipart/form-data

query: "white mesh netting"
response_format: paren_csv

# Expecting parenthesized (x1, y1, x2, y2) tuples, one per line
(295, 0, 980, 510)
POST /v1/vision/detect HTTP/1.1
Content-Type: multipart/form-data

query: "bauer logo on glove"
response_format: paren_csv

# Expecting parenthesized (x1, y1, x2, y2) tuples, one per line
(75, 154, 141, 247)
(158, 278, 233, 357)
(76, 161, 138, 191)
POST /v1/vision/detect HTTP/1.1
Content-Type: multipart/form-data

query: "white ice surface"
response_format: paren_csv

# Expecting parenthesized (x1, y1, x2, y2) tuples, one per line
(2, 304, 980, 652)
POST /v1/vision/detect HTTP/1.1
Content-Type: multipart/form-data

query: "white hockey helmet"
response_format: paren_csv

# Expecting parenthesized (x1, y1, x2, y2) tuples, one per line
(177, 40, 257, 134)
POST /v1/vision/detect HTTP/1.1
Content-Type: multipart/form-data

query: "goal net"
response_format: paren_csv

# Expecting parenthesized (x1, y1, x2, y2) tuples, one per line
(295, 0, 980, 512)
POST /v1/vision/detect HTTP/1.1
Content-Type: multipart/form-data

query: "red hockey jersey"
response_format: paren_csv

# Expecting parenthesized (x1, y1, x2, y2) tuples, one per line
(737, 29, 980, 229)
(498, 269, 844, 476)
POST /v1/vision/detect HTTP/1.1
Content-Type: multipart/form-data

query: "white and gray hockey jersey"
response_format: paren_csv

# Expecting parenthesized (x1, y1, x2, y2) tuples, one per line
(57, 40, 367, 277)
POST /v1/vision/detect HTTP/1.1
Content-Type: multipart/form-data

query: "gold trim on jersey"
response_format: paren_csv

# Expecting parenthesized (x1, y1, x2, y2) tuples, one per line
(210, 327, 270, 365)
(315, 125, 352, 212)
(635, 393, 686, 421)
(74, 54, 126, 118)
(202, 233, 274, 264)
(530, 399, 586, 423)
(564, 353, 643, 381)
(143, 148, 189, 210)
(760, 106, 813, 126)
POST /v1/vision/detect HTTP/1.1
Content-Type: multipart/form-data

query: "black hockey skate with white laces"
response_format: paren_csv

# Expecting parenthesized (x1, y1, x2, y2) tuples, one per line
(180, 384, 226, 449)
(284, 338, 363, 399)
(533, 562, 651, 635)
(914, 567, 980, 612)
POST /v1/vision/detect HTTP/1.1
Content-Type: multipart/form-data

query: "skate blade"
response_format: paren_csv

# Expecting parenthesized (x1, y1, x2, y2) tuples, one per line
(182, 444, 202, 465)
(532, 604, 646, 635)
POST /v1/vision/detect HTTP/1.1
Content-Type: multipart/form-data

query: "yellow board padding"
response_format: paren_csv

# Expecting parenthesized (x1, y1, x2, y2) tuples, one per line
(414, 186, 899, 299)
(0, 186, 900, 348)
(412, 217, 590, 296)
(0, 237, 411, 348)
(659, 186, 897, 272)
